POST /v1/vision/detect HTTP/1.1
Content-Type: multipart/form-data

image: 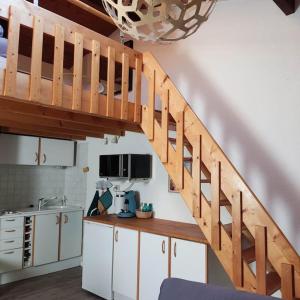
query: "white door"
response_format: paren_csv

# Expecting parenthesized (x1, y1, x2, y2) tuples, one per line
(40, 138, 74, 167)
(0, 134, 39, 165)
(171, 238, 207, 283)
(33, 213, 60, 266)
(139, 232, 169, 300)
(82, 221, 113, 300)
(60, 211, 83, 260)
(113, 226, 138, 300)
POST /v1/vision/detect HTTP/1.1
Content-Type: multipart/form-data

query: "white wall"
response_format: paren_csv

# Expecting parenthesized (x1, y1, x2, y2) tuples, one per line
(85, 133, 195, 223)
(132, 0, 300, 251)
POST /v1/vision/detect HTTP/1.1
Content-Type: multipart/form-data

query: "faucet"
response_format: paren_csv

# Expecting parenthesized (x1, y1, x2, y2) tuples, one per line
(62, 195, 68, 207)
(38, 196, 58, 210)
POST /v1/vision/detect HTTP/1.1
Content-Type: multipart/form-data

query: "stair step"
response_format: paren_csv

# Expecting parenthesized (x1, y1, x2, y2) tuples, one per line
(184, 157, 192, 162)
(220, 198, 231, 206)
(266, 272, 281, 295)
(243, 246, 256, 264)
(223, 223, 247, 237)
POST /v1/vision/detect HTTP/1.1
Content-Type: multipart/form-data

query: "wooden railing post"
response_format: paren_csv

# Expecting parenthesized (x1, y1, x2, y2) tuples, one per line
(134, 57, 142, 123)
(211, 159, 221, 250)
(161, 89, 169, 163)
(29, 15, 43, 102)
(255, 225, 267, 295)
(176, 111, 184, 190)
(4, 6, 20, 98)
(148, 68, 155, 140)
(90, 40, 100, 114)
(232, 191, 243, 287)
(121, 52, 129, 120)
(106, 46, 115, 117)
(52, 24, 64, 106)
(281, 263, 295, 300)
(192, 135, 202, 218)
(72, 32, 83, 110)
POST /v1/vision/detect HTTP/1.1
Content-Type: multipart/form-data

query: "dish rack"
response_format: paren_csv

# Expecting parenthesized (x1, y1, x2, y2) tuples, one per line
(23, 216, 34, 268)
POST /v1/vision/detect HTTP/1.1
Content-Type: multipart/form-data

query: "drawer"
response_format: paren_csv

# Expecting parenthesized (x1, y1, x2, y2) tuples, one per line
(0, 227, 23, 240)
(0, 248, 23, 273)
(0, 238, 23, 251)
(0, 217, 24, 229)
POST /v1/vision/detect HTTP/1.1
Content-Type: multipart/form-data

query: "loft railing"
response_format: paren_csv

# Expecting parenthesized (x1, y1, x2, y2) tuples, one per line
(0, 0, 142, 123)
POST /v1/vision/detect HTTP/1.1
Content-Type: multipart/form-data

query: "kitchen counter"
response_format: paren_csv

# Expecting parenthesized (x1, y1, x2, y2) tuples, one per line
(0, 206, 84, 219)
(84, 214, 208, 244)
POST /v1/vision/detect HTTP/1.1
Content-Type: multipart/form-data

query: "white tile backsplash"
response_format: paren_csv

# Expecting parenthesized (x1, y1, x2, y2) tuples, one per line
(0, 142, 88, 210)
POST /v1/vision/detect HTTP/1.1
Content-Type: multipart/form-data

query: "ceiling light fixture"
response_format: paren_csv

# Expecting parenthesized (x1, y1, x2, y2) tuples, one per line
(102, 0, 216, 42)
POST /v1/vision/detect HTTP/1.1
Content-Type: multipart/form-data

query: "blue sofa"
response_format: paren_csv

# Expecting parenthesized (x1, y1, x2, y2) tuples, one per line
(158, 278, 279, 300)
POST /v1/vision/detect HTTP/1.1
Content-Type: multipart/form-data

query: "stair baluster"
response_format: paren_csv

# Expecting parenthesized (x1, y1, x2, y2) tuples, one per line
(176, 111, 184, 190)
(281, 263, 295, 300)
(148, 69, 155, 140)
(161, 89, 169, 163)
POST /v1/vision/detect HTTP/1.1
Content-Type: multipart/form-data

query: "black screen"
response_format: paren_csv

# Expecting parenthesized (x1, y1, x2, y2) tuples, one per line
(99, 155, 120, 177)
(130, 154, 152, 179)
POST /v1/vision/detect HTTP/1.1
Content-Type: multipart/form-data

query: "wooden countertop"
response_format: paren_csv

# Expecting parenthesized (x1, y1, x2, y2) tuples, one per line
(83, 214, 208, 244)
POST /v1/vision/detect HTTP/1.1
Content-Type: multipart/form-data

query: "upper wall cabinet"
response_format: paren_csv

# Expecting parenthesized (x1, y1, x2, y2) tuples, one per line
(0, 134, 39, 165)
(40, 138, 75, 167)
(0, 134, 75, 167)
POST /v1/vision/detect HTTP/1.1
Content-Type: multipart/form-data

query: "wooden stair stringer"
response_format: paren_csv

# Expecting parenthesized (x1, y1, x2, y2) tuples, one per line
(142, 52, 300, 297)
(141, 108, 256, 292)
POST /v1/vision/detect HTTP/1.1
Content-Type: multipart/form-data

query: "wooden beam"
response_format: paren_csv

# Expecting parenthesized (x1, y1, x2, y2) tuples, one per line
(106, 46, 115, 117)
(161, 89, 169, 163)
(29, 15, 44, 102)
(52, 24, 65, 106)
(121, 53, 129, 120)
(0, 110, 124, 137)
(0, 97, 142, 133)
(273, 0, 295, 15)
(232, 191, 243, 287)
(1, 127, 86, 141)
(4, 6, 20, 98)
(72, 32, 83, 110)
(65, 0, 116, 25)
(255, 225, 267, 295)
(90, 40, 101, 114)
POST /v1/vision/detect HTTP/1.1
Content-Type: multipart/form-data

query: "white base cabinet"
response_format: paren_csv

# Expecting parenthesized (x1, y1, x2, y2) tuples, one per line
(60, 211, 83, 261)
(139, 232, 169, 300)
(171, 238, 207, 283)
(34, 213, 60, 266)
(82, 221, 114, 300)
(113, 227, 138, 300)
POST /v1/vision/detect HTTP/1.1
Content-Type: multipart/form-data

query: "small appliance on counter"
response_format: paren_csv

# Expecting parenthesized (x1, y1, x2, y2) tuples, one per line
(117, 190, 137, 218)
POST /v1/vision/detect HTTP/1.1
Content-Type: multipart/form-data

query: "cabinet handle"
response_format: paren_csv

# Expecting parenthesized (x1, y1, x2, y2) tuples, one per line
(64, 215, 69, 224)
(5, 219, 16, 222)
(35, 152, 38, 163)
(115, 230, 118, 242)
(174, 242, 177, 258)
(5, 229, 16, 233)
(56, 215, 60, 225)
(4, 240, 15, 243)
(43, 153, 47, 164)
(3, 251, 14, 255)
(162, 240, 166, 254)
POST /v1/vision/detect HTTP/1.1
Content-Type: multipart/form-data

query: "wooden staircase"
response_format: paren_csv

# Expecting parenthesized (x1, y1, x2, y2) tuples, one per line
(141, 52, 300, 299)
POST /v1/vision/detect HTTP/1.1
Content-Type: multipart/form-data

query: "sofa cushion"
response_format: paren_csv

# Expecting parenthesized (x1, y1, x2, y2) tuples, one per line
(158, 278, 279, 300)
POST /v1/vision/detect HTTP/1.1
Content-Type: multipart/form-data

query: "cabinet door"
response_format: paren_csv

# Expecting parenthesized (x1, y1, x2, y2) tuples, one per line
(40, 138, 74, 167)
(171, 238, 207, 283)
(0, 134, 39, 165)
(139, 232, 169, 300)
(82, 221, 113, 300)
(34, 213, 59, 266)
(113, 226, 138, 300)
(60, 211, 83, 260)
